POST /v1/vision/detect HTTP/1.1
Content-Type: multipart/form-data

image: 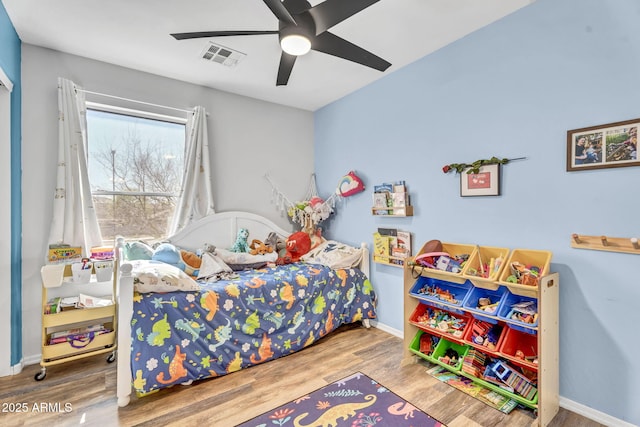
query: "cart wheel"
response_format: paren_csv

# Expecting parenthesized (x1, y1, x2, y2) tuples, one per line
(34, 370, 46, 381)
(107, 353, 116, 363)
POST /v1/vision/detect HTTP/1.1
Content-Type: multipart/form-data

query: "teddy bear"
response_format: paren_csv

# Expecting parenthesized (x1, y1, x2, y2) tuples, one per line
(249, 239, 273, 255)
(276, 231, 312, 265)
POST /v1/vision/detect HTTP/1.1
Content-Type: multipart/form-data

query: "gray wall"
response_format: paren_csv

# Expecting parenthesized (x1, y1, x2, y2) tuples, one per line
(20, 44, 313, 361)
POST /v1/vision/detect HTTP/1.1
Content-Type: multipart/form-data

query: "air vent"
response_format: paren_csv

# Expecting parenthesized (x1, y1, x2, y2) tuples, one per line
(200, 42, 246, 67)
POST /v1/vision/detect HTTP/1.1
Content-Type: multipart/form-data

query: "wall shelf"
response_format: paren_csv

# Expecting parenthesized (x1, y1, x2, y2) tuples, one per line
(371, 206, 414, 216)
(571, 233, 640, 255)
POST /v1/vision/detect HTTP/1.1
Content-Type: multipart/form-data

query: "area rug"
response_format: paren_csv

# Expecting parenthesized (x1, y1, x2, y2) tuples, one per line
(237, 372, 445, 427)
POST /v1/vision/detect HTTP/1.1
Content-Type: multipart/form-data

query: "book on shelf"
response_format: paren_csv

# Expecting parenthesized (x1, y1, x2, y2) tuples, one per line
(372, 192, 389, 208)
(373, 229, 411, 263)
(391, 192, 410, 207)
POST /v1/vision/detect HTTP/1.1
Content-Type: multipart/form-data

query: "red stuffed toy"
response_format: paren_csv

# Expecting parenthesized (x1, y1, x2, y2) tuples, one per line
(276, 231, 312, 265)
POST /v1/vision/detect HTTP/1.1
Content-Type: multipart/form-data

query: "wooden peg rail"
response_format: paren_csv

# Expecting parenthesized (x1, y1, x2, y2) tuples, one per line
(571, 234, 640, 255)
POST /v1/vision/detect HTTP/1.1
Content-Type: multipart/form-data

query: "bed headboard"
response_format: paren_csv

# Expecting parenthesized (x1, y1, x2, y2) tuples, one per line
(167, 211, 293, 251)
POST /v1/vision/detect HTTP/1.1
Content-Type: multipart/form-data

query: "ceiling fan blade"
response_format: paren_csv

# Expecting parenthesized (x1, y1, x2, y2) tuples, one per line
(171, 30, 278, 40)
(263, 0, 297, 25)
(312, 32, 391, 72)
(308, 0, 381, 35)
(276, 52, 297, 86)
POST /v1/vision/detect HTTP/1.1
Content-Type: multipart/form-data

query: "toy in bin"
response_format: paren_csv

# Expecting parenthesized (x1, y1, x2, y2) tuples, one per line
(507, 301, 538, 324)
(415, 307, 468, 339)
(420, 333, 440, 355)
(413, 240, 471, 273)
(505, 262, 541, 287)
(469, 321, 502, 351)
(438, 347, 460, 367)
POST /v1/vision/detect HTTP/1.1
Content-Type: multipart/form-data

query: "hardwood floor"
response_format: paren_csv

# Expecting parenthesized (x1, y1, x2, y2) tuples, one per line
(0, 324, 604, 427)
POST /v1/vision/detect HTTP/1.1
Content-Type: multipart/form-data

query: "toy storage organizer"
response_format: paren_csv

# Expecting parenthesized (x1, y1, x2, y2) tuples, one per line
(37, 261, 117, 381)
(403, 244, 559, 426)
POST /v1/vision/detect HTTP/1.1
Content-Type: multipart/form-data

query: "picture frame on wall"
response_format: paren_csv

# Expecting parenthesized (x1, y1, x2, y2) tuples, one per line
(567, 118, 640, 171)
(460, 164, 500, 197)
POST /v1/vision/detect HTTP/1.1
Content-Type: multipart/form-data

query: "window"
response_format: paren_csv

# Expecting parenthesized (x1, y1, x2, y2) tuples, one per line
(86, 105, 186, 243)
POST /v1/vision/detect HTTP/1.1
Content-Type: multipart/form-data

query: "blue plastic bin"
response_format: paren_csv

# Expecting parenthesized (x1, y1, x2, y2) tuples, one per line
(463, 285, 508, 324)
(498, 291, 538, 334)
(410, 276, 472, 308)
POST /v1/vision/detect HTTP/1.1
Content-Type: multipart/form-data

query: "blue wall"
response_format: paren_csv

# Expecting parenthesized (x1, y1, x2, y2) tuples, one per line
(315, 0, 639, 424)
(0, 1, 22, 366)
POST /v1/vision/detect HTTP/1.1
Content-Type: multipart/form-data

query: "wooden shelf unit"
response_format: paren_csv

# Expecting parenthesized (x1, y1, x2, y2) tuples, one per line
(37, 262, 117, 381)
(402, 257, 559, 426)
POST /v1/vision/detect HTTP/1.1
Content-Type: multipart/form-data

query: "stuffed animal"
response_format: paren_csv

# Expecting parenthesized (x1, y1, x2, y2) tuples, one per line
(229, 228, 251, 253)
(180, 250, 202, 277)
(265, 232, 286, 257)
(276, 231, 312, 265)
(125, 241, 154, 260)
(200, 243, 216, 255)
(249, 239, 273, 255)
(152, 243, 186, 270)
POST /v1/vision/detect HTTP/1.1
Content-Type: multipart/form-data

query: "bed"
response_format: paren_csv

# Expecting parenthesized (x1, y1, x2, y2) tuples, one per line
(115, 211, 376, 407)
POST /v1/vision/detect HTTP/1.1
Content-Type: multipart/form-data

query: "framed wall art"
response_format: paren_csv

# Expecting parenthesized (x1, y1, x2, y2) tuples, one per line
(567, 118, 640, 171)
(460, 164, 500, 197)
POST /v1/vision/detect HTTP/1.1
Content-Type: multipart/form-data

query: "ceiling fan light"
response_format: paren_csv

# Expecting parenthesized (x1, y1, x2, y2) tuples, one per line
(280, 34, 311, 56)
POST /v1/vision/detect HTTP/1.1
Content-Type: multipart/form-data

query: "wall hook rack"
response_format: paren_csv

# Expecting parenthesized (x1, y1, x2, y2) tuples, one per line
(571, 234, 640, 255)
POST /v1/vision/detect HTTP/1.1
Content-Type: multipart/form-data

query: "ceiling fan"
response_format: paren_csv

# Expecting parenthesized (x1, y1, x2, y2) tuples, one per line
(171, 0, 392, 86)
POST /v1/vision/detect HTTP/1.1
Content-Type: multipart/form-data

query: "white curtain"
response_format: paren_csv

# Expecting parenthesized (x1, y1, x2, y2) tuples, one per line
(168, 106, 215, 235)
(48, 78, 103, 255)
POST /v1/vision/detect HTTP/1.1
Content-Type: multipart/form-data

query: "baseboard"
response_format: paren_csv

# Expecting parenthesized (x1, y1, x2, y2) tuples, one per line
(369, 320, 402, 338)
(10, 360, 23, 375)
(369, 324, 634, 426)
(560, 396, 637, 427)
(22, 354, 41, 368)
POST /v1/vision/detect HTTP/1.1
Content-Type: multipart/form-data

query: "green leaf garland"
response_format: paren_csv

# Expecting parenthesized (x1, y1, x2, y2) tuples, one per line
(442, 156, 525, 174)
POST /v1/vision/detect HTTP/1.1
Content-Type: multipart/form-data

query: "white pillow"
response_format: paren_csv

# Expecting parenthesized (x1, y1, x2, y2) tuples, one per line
(215, 248, 278, 270)
(300, 240, 363, 269)
(131, 260, 200, 293)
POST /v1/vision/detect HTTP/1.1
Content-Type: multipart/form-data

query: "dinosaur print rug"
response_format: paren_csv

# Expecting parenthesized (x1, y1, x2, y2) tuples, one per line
(237, 372, 445, 427)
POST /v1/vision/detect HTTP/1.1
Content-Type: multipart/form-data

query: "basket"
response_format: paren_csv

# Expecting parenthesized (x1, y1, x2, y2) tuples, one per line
(413, 241, 477, 281)
(431, 338, 470, 371)
(409, 330, 441, 361)
(462, 245, 510, 289)
(498, 248, 552, 296)
(462, 285, 508, 324)
(498, 291, 538, 334)
(409, 276, 472, 308)
(408, 303, 471, 344)
(498, 326, 539, 371)
(463, 319, 505, 357)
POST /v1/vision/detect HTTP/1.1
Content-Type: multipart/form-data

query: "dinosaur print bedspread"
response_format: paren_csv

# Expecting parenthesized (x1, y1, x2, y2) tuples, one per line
(130, 263, 377, 395)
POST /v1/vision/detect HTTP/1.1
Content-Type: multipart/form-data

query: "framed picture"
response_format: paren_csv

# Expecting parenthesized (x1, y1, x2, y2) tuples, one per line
(460, 164, 500, 197)
(567, 118, 640, 171)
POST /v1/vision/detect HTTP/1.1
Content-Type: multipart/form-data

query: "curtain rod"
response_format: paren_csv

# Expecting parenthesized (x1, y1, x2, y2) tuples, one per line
(77, 89, 193, 114)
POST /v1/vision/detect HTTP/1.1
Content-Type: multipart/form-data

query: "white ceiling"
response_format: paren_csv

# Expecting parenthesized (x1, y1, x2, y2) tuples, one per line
(3, 0, 533, 111)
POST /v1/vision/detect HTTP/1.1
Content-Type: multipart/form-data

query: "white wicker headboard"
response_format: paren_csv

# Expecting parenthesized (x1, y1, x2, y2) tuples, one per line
(167, 211, 293, 252)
